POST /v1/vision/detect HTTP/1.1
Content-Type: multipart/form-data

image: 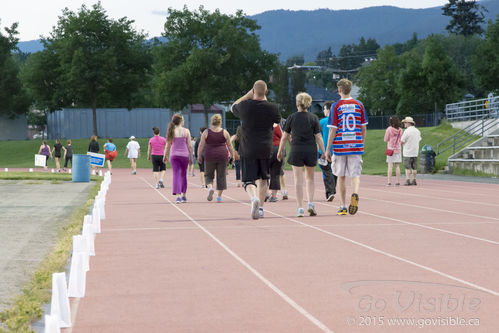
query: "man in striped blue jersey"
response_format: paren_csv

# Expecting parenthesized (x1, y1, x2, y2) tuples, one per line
(325, 79, 368, 216)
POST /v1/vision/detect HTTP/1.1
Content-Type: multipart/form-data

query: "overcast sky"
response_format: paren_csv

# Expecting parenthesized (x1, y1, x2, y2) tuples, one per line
(2, 0, 450, 41)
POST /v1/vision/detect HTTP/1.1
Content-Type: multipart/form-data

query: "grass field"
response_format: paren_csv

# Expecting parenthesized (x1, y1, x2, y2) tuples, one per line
(0, 122, 466, 175)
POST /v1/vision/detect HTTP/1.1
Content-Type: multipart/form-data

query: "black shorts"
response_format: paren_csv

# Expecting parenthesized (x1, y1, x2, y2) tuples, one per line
(241, 157, 270, 183)
(152, 155, 166, 172)
(287, 150, 317, 167)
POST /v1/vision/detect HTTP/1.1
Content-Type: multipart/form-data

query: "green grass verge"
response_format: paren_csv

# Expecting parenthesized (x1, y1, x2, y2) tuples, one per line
(0, 172, 99, 182)
(0, 122, 472, 175)
(362, 121, 467, 175)
(0, 178, 102, 333)
(0, 137, 166, 169)
(451, 167, 498, 178)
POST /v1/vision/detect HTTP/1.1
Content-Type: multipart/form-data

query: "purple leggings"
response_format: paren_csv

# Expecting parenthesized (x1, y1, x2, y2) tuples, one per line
(170, 155, 189, 195)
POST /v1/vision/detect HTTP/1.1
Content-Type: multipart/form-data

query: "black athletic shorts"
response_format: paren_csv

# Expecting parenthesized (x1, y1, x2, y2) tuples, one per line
(287, 150, 317, 167)
(152, 155, 166, 172)
(241, 157, 270, 183)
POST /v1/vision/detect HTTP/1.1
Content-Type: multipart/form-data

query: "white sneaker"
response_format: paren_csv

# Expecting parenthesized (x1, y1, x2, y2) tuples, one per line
(207, 188, 215, 201)
(251, 198, 260, 220)
(307, 202, 317, 216)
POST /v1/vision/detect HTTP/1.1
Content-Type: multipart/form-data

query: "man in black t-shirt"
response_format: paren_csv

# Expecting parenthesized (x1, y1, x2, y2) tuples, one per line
(231, 80, 281, 220)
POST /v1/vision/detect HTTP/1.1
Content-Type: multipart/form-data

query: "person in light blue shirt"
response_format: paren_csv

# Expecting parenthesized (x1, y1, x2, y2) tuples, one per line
(319, 101, 337, 201)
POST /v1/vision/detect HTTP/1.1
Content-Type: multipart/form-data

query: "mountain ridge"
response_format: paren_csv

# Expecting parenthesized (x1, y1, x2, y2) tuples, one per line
(17, 0, 499, 61)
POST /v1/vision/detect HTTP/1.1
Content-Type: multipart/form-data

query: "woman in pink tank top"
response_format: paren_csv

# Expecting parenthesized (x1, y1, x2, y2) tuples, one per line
(165, 114, 193, 203)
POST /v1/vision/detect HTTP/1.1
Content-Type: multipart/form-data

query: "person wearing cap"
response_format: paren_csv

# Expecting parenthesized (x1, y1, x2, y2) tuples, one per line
(401, 116, 421, 186)
(125, 135, 141, 175)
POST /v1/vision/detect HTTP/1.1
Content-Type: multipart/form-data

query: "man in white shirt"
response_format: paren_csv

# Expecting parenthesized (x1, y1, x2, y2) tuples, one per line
(125, 136, 141, 175)
(400, 117, 421, 185)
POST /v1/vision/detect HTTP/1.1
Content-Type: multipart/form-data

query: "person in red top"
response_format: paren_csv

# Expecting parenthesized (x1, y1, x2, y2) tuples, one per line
(148, 127, 167, 189)
(267, 123, 284, 202)
(384, 116, 403, 186)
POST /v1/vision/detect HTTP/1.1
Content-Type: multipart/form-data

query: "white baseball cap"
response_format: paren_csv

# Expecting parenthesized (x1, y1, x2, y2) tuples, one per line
(129, 135, 135, 140)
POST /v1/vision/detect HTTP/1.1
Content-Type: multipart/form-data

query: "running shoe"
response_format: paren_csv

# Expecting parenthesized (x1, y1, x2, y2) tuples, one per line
(258, 207, 264, 218)
(216, 197, 222, 203)
(349, 193, 359, 215)
(307, 203, 317, 216)
(264, 193, 270, 202)
(159, 180, 165, 188)
(386, 183, 391, 187)
(251, 198, 260, 220)
(337, 207, 347, 216)
(175, 197, 182, 204)
(412, 179, 417, 186)
(404, 179, 411, 186)
(327, 194, 335, 202)
(181, 196, 187, 203)
(282, 190, 288, 200)
(207, 188, 214, 201)
(296, 208, 305, 217)
(155, 183, 160, 189)
(268, 196, 278, 202)
(395, 183, 400, 186)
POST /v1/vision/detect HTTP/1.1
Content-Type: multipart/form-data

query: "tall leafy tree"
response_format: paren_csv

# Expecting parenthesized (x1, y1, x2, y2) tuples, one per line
(442, 0, 488, 36)
(473, 18, 499, 94)
(0, 22, 31, 118)
(153, 6, 278, 125)
(356, 46, 401, 115)
(21, 2, 152, 136)
(421, 36, 465, 112)
(285, 55, 305, 67)
(270, 65, 293, 117)
(396, 53, 428, 114)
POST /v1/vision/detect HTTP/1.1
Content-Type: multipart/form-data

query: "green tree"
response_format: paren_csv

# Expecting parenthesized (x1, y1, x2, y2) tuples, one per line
(0, 22, 31, 118)
(316, 47, 332, 67)
(270, 65, 293, 116)
(396, 53, 428, 114)
(285, 55, 305, 67)
(421, 36, 465, 112)
(442, 0, 488, 36)
(473, 17, 499, 94)
(356, 46, 401, 115)
(21, 2, 152, 136)
(153, 6, 277, 125)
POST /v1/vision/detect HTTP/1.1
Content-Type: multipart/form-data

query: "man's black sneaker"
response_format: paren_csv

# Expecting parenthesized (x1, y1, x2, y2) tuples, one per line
(349, 193, 359, 215)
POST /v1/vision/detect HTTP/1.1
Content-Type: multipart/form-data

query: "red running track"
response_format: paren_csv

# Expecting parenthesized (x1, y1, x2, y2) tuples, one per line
(66, 169, 499, 333)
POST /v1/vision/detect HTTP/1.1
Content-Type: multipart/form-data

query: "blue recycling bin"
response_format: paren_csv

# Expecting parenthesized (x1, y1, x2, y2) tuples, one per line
(72, 154, 91, 182)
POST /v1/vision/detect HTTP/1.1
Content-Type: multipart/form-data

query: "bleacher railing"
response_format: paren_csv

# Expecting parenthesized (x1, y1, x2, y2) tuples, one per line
(436, 117, 499, 155)
(445, 97, 499, 121)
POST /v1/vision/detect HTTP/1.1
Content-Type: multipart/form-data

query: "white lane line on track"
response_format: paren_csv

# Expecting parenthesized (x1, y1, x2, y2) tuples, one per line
(313, 200, 499, 246)
(360, 196, 499, 221)
(364, 187, 499, 208)
(226, 180, 499, 245)
(221, 193, 499, 297)
(103, 220, 499, 232)
(141, 177, 334, 333)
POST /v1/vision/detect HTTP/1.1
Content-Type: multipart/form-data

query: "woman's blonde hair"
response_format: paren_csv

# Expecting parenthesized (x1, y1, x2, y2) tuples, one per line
(296, 92, 312, 110)
(211, 114, 222, 126)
